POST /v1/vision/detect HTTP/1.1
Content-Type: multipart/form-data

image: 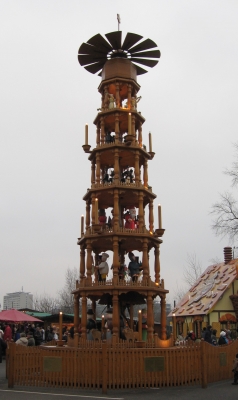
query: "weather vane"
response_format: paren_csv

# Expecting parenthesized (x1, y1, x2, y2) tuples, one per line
(117, 14, 121, 31)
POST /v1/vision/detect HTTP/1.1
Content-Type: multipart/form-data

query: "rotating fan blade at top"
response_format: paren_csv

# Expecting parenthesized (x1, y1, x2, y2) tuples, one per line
(87, 33, 112, 53)
(78, 31, 160, 74)
(105, 31, 122, 50)
(130, 50, 161, 59)
(121, 32, 143, 51)
(129, 38, 158, 54)
(84, 61, 105, 74)
(133, 64, 148, 75)
(130, 58, 158, 68)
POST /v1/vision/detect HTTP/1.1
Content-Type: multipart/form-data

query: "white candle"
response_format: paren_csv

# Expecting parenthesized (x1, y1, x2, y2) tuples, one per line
(85, 124, 88, 145)
(59, 311, 63, 341)
(95, 198, 98, 223)
(128, 113, 131, 135)
(138, 310, 142, 341)
(149, 132, 152, 152)
(158, 204, 162, 229)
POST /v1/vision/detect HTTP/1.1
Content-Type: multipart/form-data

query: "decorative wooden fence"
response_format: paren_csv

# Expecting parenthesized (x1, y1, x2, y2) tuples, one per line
(6, 340, 238, 392)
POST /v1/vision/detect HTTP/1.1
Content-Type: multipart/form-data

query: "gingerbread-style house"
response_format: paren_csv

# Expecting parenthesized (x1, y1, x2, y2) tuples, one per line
(169, 247, 238, 339)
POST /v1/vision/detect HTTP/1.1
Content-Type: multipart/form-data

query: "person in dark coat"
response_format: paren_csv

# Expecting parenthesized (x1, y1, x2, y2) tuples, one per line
(232, 353, 238, 385)
(27, 333, 35, 346)
(128, 252, 141, 282)
(204, 325, 212, 344)
(218, 331, 227, 345)
(0, 338, 7, 362)
(86, 309, 97, 340)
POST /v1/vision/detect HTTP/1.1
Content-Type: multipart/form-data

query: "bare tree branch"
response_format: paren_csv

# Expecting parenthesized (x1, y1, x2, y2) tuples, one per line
(34, 293, 59, 313)
(183, 253, 202, 287)
(224, 142, 238, 187)
(211, 192, 238, 241)
(211, 142, 238, 242)
(57, 267, 79, 313)
(173, 253, 204, 303)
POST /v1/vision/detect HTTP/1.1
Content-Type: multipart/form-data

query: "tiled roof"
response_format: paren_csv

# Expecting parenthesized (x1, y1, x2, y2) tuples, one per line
(169, 259, 238, 317)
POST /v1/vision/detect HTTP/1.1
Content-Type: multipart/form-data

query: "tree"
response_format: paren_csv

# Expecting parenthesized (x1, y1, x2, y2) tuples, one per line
(33, 267, 79, 313)
(57, 267, 79, 313)
(34, 293, 59, 313)
(174, 253, 203, 302)
(211, 143, 238, 241)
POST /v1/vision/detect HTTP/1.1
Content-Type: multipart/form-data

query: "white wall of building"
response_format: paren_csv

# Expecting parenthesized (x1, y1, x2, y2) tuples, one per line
(3, 292, 33, 310)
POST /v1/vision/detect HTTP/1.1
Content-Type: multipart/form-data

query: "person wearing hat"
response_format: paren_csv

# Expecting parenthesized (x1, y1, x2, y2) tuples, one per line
(218, 331, 227, 345)
(16, 332, 28, 346)
(96, 253, 109, 282)
(128, 252, 141, 282)
(86, 309, 97, 340)
(188, 330, 196, 341)
(232, 353, 238, 385)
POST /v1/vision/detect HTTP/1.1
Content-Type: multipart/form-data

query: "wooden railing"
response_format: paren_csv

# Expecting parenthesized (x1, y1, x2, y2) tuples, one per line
(6, 340, 238, 391)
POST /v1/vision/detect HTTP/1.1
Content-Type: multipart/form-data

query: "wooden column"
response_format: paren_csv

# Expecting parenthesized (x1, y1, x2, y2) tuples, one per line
(91, 160, 95, 185)
(154, 244, 160, 284)
(96, 153, 101, 184)
(113, 148, 120, 184)
(81, 293, 87, 339)
(132, 114, 136, 141)
(92, 299, 96, 316)
(143, 159, 148, 188)
(80, 245, 85, 280)
(103, 85, 109, 110)
(113, 189, 119, 231)
(91, 194, 95, 225)
(96, 124, 100, 146)
(100, 117, 105, 145)
(86, 200, 90, 231)
(86, 240, 92, 283)
(112, 236, 119, 280)
(172, 314, 176, 342)
(142, 238, 149, 280)
(138, 192, 144, 230)
(134, 150, 140, 184)
(160, 294, 167, 340)
(112, 291, 119, 339)
(138, 122, 142, 147)
(147, 292, 154, 341)
(74, 294, 79, 336)
(115, 113, 120, 143)
(127, 84, 132, 109)
(115, 82, 120, 108)
(149, 199, 154, 233)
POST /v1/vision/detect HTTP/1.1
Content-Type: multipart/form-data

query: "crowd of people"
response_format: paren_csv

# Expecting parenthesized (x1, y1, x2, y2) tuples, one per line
(176, 326, 238, 346)
(0, 322, 74, 360)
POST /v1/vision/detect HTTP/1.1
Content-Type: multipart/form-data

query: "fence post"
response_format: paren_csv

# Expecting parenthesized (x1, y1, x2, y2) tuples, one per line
(8, 342, 15, 388)
(102, 342, 107, 394)
(201, 340, 207, 388)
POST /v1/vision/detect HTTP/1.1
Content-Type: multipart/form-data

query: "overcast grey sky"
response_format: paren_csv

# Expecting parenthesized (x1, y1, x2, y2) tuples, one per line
(1, 0, 238, 306)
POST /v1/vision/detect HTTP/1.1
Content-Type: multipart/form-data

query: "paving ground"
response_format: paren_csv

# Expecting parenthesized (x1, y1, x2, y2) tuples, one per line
(0, 358, 237, 400)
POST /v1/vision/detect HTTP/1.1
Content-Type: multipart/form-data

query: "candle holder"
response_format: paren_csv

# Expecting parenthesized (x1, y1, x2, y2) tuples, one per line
(154, 228, 165, 237)
(82, 144, 91, 153)
(148, 151, 155, 159)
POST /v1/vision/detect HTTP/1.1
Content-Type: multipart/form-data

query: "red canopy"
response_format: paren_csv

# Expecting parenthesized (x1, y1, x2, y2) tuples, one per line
(0, 309, 43, 323)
